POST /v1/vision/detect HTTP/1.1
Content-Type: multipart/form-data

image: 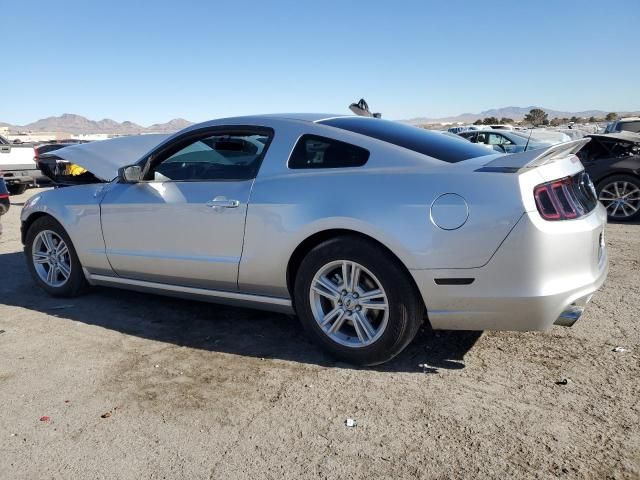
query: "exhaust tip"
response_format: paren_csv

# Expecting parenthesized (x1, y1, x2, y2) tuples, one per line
(554, 294, 593, 327)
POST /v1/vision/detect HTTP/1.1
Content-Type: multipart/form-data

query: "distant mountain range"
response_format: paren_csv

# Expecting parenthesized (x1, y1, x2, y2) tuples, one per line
(404, 106, 639, 125)
(1, 114, 193, 134)
(3, 107, 639, 134)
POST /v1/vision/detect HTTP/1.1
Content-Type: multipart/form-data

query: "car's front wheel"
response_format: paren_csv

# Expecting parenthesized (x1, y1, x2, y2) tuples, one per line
(25, 216, 88, 297)
(294, 236, 423, 365)
(597, 174, 640, 221)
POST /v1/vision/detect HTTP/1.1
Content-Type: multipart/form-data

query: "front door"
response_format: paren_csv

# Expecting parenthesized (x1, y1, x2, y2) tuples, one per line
(99, 128, 272, 291)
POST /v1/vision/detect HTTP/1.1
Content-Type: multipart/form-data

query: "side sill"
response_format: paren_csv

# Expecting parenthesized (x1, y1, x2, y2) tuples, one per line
(87, 274, 294, 314)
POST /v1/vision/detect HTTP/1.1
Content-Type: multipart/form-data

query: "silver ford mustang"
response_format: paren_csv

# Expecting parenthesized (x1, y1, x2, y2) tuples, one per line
(21, 114, 608, 365)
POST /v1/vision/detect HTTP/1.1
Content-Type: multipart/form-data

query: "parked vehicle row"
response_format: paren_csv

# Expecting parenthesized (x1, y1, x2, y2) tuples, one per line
(577, 132, 640, 221)
(457, 129, 552, 153)
(21, 114, 608, 365)
(605, 117, 640, 134)
(0, 135, 38, 195)
(451, 128, 640, 221)
(0, 176, 9, 236)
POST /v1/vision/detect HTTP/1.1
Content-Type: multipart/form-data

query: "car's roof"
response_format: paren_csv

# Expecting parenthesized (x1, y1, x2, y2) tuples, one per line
(178, 113, 351, 134)
(252, 113, 347, 122)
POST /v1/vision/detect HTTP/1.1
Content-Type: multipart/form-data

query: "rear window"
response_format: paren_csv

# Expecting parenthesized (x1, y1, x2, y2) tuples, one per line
(319, 117, 494, 163)
(619, 121, 640, 133)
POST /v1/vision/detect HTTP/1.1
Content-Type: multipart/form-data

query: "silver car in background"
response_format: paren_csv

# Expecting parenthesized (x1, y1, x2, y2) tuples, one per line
(21, 115, 608, 365)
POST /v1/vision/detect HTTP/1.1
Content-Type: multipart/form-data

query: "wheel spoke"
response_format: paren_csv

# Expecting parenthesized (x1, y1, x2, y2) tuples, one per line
(311, 276, 340, 301)
(327, 310, 347, 334)
(599, 192, 615, 200)
(624, 201, 639, 213)
(623, 188, 640, 199)
(320, 305, 342, 327)
(56, 242, 69, 257)
(348, 264, 360, 292)
(33, 252, 49, 264)
(358, 289, 385, 301)
(42, 232, 56, 253)
(352, 311, 375, 342)
(341, 261, 350, 290)
(612, 203, 620, 216)
(57, 261, 71, 279)
(46, 265, 57, 284)
(360, 299, 388, 310)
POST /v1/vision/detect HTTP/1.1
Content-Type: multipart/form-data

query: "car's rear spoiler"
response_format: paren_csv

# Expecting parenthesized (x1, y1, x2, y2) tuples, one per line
(476, 138, 591, 173)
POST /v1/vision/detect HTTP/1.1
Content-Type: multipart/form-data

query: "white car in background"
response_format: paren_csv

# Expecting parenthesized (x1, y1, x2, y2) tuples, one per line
(0, 135, 38, 194)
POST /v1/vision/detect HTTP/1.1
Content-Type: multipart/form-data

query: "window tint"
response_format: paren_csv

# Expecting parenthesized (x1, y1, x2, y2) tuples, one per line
(319, 117, 494, 163)
(151, 133, 270, 181)
(619, 121, 640, 133)
(476, 132, 488, 144)
(289, 134, 369, 169)
(460, 131, 477, 142)
(488, 133, 513, 145)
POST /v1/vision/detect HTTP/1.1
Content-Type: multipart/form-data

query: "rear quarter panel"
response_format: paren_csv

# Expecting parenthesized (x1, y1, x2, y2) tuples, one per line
(239, 128, 527, 298)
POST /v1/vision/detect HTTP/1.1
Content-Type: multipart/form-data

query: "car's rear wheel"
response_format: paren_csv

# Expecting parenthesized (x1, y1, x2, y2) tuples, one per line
(8, 184, 27, 195)
(597, 174, 640, 221)
(294, 236, 423, 365)
(25, 216, 88, 297)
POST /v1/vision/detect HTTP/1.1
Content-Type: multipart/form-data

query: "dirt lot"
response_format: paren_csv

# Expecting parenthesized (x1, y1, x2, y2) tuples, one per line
(0, 187, 638, 479)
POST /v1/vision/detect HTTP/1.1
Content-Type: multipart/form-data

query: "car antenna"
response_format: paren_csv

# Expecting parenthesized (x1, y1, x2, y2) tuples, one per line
(524, 126, 533, 152)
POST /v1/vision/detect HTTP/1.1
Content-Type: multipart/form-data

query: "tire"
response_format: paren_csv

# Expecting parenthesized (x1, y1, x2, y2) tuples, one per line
(597, 174, 640, 221)
(8, 183, 27, 195)
(294, 236, 423, 366)
(24, 216, 88, 297)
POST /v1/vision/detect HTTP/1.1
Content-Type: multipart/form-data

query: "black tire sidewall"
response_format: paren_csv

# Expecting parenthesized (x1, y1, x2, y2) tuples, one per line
(24, 216, 87, 297)
(8, 184, 27, 196)
(294, 236, 422, 365)
(597, 174, 640, 221)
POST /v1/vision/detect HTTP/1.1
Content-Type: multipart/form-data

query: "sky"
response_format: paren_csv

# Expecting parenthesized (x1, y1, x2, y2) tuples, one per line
(1, 0, 639, 125)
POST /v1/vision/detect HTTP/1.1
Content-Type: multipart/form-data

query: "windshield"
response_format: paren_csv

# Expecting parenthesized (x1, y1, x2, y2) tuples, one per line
(319, 117, 495, 163)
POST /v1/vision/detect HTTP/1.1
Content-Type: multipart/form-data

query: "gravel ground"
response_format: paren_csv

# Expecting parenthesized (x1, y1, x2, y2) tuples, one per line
(0, 188, 638, 479)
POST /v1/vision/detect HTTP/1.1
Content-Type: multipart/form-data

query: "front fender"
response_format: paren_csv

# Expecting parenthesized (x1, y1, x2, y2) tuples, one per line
(21, 185, 114, 276)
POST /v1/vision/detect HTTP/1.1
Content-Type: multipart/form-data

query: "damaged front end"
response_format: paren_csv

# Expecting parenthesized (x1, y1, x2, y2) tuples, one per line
(37, 134, 169, 186)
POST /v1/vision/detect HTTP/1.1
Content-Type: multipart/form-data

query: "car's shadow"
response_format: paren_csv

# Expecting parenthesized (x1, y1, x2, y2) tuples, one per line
(608, 218, 640, 226)
(0, 251, 480, 373)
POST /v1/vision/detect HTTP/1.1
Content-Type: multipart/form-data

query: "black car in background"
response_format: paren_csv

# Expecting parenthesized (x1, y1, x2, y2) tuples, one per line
(0, 176, 10, 236)
(577, 132, 640, 221)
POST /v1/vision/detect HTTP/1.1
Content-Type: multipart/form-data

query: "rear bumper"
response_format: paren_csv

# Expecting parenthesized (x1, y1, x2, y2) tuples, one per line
(411, 205, 608, 331)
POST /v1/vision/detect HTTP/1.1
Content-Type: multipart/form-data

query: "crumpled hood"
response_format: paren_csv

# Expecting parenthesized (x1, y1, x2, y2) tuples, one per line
(42, 134, 169, 181)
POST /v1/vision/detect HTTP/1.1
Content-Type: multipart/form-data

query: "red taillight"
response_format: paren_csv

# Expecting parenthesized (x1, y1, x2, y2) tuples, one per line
(0, 194, 9, 199)
(534, 176, 586, 221)
(33, 147, 40, 163)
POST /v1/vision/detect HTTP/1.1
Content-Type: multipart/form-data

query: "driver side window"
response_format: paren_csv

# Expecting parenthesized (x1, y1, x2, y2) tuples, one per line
(150, 131, 271, 181)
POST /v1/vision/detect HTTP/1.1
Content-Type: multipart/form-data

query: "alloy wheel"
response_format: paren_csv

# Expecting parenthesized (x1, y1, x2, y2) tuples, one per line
(32, 230, 72, 287)
(309, 260, 389, 348)
(598, 181, 640, 219)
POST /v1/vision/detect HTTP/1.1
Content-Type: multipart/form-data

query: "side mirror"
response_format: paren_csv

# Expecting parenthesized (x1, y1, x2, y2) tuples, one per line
(120, 165, 142, 183)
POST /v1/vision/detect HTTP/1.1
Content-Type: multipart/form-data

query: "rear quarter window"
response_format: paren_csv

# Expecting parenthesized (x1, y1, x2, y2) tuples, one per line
(319, 117, 494, 163)
(289, 134, 369, 169)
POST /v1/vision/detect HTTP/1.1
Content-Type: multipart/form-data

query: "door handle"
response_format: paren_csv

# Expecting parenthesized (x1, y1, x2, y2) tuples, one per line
(206, 197, 240, 208)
